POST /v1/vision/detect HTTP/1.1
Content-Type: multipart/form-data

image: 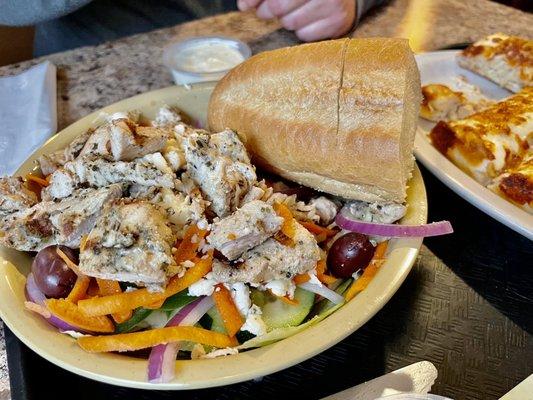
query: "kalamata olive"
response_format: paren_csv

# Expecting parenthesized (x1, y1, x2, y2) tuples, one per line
(327, 233, 375, 278)
(32, 245, 78, 298)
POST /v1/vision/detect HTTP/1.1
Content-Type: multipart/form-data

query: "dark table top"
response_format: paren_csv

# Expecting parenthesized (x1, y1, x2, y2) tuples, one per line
(6, 164, 532, 400)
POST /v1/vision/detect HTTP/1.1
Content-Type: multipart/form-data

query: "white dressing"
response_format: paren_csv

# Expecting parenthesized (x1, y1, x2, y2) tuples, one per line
(176, 42, 245, 73)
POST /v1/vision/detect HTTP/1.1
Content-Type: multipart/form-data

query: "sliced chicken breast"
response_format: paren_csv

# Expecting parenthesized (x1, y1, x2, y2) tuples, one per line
(43, 153, 175, 200)
(49, 184, 124, 247)
(0, 177, 38, 217)
(129, 185, 206, 238)
(79, 200, 178, 291)
(211, 221, 320, 284)
(309, 196, 339, 225)
(184, 130, 256, 217)
(0, 185, 123, 251)
(207, 200, 283, 260)
(37, 131, 92, 176)
(79, 119, 167, 161)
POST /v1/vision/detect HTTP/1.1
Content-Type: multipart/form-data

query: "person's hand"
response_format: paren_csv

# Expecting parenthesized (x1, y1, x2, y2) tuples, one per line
(237, 0, 356, 42)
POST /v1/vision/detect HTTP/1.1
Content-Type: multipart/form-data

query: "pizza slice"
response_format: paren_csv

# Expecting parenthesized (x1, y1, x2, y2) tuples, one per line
(420, 77, 494, 121)
(429, 87, 533, 185)
(457, 33, 533, 93)
(489, 154, 533, 214)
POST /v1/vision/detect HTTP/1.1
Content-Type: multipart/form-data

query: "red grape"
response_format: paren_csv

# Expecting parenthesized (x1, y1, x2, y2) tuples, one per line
(327, 233, 375, 278)
(32, 246, 78, 298)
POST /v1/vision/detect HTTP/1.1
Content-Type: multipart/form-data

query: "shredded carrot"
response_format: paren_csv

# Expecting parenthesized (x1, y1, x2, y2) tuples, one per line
(66, 274, 90, 303)
(46, 298, 114, 333)
(213, 284, 244, 337)
(78, 251, 213, 317)
(96, 279, 132, 323)
(273, 202, 296, 239)
(56, 248, 81, 275)
(77, 325, 237, 353)
(300, 221, 338, 237)
(144, 299, 165, 310)
(316, 260, 337, 285)
(96, 279, 121, 295)
(25, 173, 49, 187)
(314, 232, 328, 243)
(373, 241, 388, 260)
(174, 224, 207, 264)
(293, 273, 310, 285)
(344, 242, 388, 301)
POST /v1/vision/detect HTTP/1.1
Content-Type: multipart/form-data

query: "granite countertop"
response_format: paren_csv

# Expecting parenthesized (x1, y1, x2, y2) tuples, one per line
(0, 0, 532, 398)
(1, 0, 532, 130)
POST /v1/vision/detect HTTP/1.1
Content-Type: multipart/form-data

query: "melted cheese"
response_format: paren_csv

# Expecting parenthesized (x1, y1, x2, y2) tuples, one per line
(420, 78, 494, 122)
(489, 154, 533, 213)
(430, 87, 533, 212)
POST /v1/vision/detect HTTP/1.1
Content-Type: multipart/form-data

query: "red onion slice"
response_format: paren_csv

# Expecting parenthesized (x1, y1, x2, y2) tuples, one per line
(25, 273, 81, 332)
(298, 281, 344, 305)
(337, 207, 453, 238)
(148, 296, 214, 384)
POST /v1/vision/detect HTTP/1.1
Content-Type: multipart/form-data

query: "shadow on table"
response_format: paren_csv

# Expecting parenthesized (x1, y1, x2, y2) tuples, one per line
(419, 164, 533, 335)
(7, 267, 425, 400)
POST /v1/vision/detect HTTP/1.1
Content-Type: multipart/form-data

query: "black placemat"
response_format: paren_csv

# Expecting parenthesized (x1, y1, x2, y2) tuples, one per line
(6, 166, 533, 400)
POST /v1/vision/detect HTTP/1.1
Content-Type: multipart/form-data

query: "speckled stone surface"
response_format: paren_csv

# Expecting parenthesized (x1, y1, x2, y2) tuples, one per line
(0, 1, 532, 398)
(0, 0, 531, 131)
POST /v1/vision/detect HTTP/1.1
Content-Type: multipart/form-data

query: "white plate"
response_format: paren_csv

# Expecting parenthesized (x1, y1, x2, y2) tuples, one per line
(414, 50, 533, 240)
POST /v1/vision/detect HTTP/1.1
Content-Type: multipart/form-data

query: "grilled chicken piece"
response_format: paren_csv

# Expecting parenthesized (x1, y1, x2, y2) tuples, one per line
(43, 153, 175, 200)
(129, 185, 205, 238)
(37, 131, 92, 176)
(309, 196, 339, 225)
(0, 177, 38, 217)
(49, 184, 124, 247)
(79, 119, 168, 161)
(207, 200, 283, 260)
(343, 201, 406, 224)
(183, 130, 256, 217)
(162, 122, 211, 172)
(79, 200, 178, 292)
(211, 221, 320, 284)
(162, 138, 185, 172)
(0, 207, 54, 251)
(0, 185, 123, 251)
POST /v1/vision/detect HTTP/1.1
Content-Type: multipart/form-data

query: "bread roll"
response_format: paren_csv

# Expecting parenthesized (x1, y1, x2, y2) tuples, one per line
(208, 38, 421, 204)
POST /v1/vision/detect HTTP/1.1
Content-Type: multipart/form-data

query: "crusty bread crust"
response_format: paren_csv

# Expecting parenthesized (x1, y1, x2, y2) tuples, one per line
(208, 38, 420, 204)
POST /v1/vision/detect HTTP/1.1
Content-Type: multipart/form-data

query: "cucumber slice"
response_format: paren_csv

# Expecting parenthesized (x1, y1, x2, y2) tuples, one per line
(312, 279, 352, 317)
(238, 302, 343, 350)
(251, 287, 315, 331)
(207, 306, 227, 334)
(159, 291, 197, 312)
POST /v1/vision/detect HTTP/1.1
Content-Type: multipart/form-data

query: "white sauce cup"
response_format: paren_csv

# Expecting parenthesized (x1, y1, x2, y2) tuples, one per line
(163, 36, 252, 85)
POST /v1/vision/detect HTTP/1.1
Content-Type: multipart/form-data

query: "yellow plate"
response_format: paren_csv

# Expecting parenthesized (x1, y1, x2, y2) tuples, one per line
(0, 82, 427, 390)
